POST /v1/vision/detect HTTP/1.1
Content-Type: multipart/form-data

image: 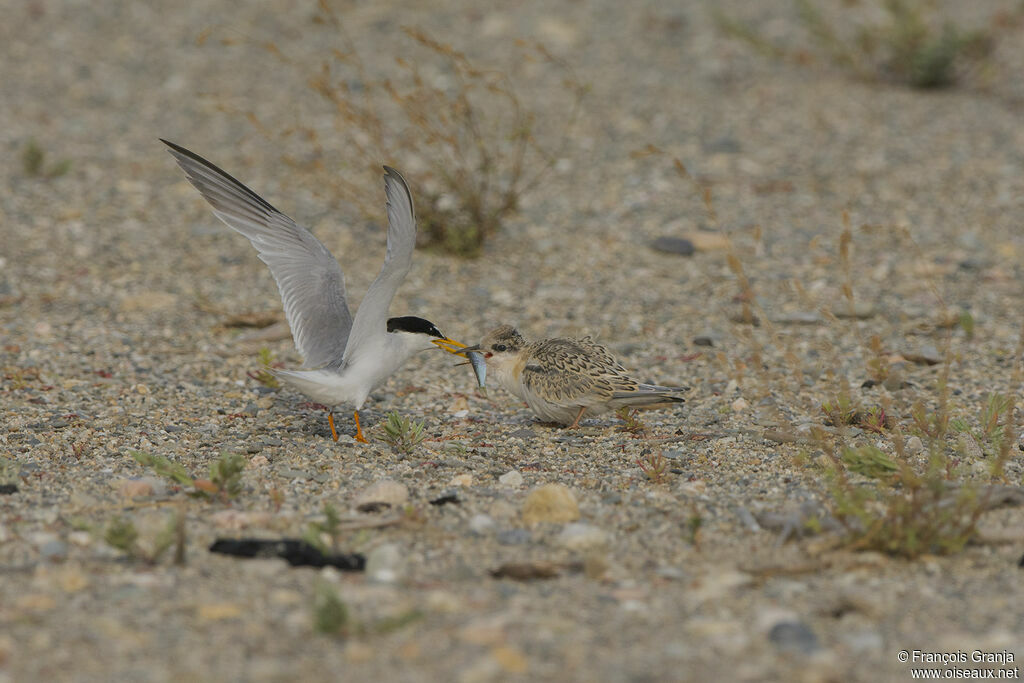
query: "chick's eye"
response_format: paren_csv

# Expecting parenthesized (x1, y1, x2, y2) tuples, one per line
(492, 344, 507, 353)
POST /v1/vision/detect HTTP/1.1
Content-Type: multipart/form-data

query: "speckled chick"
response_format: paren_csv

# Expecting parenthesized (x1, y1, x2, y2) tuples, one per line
(463, 325, 687, 427)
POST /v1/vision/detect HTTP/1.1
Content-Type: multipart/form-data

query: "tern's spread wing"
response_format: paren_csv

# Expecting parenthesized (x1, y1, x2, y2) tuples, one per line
(342, 166, 416, 362)
(162, 139, 353, 368)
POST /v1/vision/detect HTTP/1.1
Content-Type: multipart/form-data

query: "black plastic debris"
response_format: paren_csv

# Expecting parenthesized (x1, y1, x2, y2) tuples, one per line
(430, 492, 460, 506)
(209, 539, 365, 571)
(0, 484, 17, 495)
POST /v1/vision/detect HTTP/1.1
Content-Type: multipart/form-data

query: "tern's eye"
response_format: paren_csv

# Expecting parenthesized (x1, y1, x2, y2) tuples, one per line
(492, 343, 508, 353)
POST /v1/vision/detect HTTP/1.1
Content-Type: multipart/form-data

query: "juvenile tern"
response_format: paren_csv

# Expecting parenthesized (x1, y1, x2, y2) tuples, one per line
(162, 140, 466, 442)
(460, 325, 686, 428)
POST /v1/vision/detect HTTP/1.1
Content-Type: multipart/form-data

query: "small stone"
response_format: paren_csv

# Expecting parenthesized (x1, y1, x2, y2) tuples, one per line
(691, 569, 753, 603)
(119, 291, 178, 312)
(704, 136, 742, 154)
(210, 509, 274, 530)
(449, 396, 469, 414)
(521, 483, 580, 526)
(52, 566, 90, 593)
(905, 436, 924, 454)
(365, 543, 403, 583)
(241, 402, 259, 417)
(768, 621, 820, 654)
(507, 429, 535, 440)
(556, 523, 608, 551)
(449, 473, 474, 487)
(354, 479, 409, 512)
(40, 538, 69, 562)
(537, 16, 579, 47)
(68, 531, 92, 547)
(498, 470, 524, 488)
(841, 628, 884, 653)
(114, 477, 161, 499)
(904, 345, 942, 365)
(276, 467, 311, 481)
(731, 397, 749, 412)
(834, 302, 876, 319)
(650, 236, 696, 256)
(469, 514, 496, 534)
(655, 566, 686, 581)
(693, 335, 714, 347)
(197, 603, 243, 622)
(685, 231, 731, 251)
(492, 645, 529, 674)
(496, 528, 531, 545)
(771, 311, 823, 325)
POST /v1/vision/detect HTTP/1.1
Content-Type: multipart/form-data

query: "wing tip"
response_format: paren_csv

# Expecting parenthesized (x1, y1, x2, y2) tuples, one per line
(381, 165, 415, 223)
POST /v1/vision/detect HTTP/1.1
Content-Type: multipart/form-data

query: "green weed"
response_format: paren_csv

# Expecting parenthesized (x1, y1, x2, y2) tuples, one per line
(312, 580, 350, 637)
(131, 450, 245, 502)
(715, 0, 1006, 89)
(380, 411, 426, 455)
(22, 139, 71, 178)
(246, 347, 280, 388)
(228, 8, 585, 257)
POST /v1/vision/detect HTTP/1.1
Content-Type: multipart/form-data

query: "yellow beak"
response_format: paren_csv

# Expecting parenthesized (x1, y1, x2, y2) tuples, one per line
(431, 337, 469, 355)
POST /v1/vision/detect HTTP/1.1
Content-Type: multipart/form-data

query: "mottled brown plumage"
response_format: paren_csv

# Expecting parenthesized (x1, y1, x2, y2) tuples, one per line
(464, 325, 687, 427)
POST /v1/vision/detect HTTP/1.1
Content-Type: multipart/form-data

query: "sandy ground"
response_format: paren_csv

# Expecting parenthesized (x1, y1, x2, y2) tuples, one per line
(2, 1, 1023, 681)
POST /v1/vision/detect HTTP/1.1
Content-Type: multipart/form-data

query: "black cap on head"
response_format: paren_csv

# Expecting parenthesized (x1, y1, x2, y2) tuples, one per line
(387, 316, 446, 338)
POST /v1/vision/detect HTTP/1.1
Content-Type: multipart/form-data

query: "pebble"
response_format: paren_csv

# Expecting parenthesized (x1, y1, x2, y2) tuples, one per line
(556, 523, 608, 551)
(649, 236, 695, 256)
(498, 470, 524, 488)
(276, 467, 311, 481)
(365, 543, 403, 583)
(771, 311, 823, 325)
(496, 528, 531, 545)
(521, 483, 580, 526)
(449, 473, 474, 487)
(904, 344, 942, 365)
(731, 397, 749, 412)
(690, 569, 753, 604)
(469, 514, 496, 535)
(655, 566, 686, 581)
(40, 539, 69, 562)
(704, 135, 742, 154)
(692, 335, 715, 347)
(354, 479, 409, 512)
(684, 231, 731, 251)
(833, 302, 876, 319)
(840, 628, 884, 653)
(905, 436, 924, 454)
(767, 620, 820, 654)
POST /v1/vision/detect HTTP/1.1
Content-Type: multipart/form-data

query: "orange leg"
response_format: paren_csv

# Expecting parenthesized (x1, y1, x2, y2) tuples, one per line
(568, 406, 586, 429)
(353, 410, 369, 444)
(327, 412, 339, 442)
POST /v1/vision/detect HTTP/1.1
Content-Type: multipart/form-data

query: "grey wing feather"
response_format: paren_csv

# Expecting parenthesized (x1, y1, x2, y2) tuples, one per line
(162, 139, 353, 368)
(343, 166, 417, 362)
(611, 385, 687, 402)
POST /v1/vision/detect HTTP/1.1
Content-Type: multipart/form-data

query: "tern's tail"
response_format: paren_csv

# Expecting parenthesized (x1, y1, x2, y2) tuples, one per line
(609, 384, 688, 408)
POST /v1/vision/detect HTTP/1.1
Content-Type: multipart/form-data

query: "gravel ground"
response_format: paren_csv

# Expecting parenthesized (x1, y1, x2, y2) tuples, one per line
(2, 1, 1023, 681)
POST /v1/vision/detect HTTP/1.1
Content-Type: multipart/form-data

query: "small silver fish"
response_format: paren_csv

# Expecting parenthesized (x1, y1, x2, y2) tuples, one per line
(466, 350, 487, 388)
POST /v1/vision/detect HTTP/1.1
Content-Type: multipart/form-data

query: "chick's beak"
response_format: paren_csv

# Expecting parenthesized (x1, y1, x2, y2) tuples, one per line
(453, 343, 483, 356)
(431, 337, 469, 354)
